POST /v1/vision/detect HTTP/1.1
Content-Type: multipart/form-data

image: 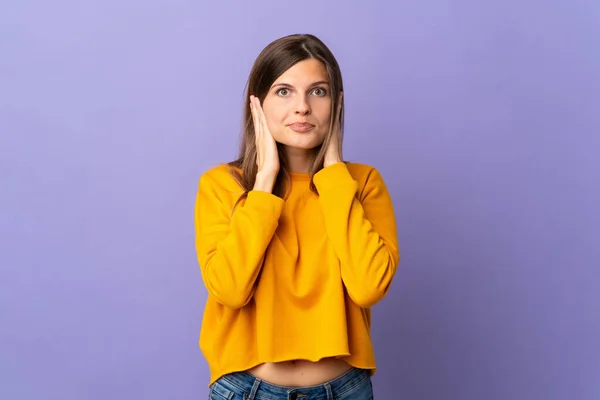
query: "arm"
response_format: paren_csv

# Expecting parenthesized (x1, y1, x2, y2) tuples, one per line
(194, 170, 284, 309)
(313, 162, 400, 308)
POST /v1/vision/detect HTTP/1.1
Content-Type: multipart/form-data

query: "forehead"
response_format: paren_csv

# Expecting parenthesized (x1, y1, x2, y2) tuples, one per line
(272, 59, 329, 86)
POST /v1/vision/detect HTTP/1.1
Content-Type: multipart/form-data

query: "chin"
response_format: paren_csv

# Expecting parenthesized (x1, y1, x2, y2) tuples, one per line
(279, 140, 323, 150)
(275, 133, 325, 150)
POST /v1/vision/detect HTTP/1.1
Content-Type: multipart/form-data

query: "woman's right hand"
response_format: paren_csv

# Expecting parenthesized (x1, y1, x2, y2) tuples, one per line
(250, 95, 279, 192)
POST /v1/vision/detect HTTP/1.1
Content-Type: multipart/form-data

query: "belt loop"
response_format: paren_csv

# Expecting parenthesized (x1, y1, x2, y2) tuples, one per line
(324, 382, 334, 400)
(247, 376, 261, 400)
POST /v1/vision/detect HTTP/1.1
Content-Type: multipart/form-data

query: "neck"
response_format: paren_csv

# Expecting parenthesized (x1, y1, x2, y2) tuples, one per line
(283, 147, 317, 174)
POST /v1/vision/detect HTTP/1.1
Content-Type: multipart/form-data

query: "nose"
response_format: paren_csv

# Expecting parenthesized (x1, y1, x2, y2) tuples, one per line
(294, 95, 311, 115)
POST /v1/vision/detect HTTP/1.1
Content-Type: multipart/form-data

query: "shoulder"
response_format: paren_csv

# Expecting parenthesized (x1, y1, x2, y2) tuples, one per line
(344, 161, 386, 184)
(198, 163, 243, 193)
(344, 161, 391, 200)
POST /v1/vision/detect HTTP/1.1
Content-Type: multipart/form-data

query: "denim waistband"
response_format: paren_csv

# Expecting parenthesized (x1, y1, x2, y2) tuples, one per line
(220, 367, 370, 400)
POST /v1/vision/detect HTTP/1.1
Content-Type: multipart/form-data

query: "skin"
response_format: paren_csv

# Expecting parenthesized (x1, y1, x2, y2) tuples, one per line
(247, 59, 351, 386)
(250, 58, 343, 193)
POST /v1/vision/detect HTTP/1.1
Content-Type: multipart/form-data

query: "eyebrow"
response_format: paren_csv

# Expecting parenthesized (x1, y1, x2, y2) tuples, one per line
(271, 81, 330, 89)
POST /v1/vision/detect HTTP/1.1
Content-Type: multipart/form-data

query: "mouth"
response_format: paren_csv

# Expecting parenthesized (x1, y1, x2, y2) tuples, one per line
(287, 122, 315, 133)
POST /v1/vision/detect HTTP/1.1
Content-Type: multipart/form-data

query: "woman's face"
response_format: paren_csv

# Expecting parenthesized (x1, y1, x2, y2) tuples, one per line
(261, 59, 332, 150)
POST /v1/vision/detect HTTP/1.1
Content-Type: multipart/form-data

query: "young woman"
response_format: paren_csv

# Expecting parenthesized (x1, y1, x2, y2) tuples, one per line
(194, 33, 399, 400)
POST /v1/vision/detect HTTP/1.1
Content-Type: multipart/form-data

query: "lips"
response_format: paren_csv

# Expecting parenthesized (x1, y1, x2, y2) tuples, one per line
(288, 122, 315, 133)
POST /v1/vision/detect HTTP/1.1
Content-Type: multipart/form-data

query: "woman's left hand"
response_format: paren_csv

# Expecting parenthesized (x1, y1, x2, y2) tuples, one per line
(324, 91, 343, 167)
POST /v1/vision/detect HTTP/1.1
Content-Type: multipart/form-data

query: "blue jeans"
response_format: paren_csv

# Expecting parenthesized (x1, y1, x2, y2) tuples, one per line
(209, 367, 374, 400)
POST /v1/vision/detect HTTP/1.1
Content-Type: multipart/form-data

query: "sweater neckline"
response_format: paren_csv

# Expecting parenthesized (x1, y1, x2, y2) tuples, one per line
(289, 172, 311, 181)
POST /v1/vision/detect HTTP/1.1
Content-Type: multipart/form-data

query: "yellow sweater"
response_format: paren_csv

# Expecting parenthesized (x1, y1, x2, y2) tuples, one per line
(194, 161, 399, 386)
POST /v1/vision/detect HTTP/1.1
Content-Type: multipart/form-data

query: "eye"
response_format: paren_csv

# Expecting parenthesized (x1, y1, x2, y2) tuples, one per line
(276, 88, 290, 97)
(311, 87, 327, 97)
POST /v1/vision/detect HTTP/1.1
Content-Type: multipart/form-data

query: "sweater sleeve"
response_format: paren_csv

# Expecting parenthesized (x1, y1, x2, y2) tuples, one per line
(313, 162, 400, 308)
(194, 170, 285, 309)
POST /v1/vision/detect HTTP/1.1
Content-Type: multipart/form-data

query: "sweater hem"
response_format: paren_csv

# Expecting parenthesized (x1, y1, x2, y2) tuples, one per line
(207, 353, 377, 387)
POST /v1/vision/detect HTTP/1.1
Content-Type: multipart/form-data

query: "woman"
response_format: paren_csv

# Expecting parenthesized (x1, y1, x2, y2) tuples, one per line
(194, 33, 399, 400)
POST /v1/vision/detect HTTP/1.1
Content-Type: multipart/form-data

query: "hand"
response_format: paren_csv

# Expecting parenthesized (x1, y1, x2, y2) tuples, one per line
(324, 91, 343, 167)
(250, 95, 279, 191)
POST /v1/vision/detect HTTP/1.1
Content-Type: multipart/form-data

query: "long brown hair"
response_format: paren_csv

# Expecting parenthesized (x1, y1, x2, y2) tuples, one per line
(228, 33, 345, 202)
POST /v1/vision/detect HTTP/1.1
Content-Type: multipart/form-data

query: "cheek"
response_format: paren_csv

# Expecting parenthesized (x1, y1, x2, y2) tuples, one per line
(314, 101, 332, 127)
(316, 111, 332, 134)
(261, 101, 284, 132)
(264, 113, 283, 138)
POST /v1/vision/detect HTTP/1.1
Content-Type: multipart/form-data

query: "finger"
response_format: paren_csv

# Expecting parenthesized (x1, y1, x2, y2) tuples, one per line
(337, 92, 343, 122)
(255, 98, 271, 138)
(250, 95, 257, 126)
(255, 97, 266, 165)
(250, 96, 262, 165)
(251, 96, 261, 139)
(254, 97, 264, 144)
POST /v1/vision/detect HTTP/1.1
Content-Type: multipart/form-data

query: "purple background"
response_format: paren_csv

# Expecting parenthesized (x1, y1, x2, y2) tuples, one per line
(1, 1, 599, 399)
